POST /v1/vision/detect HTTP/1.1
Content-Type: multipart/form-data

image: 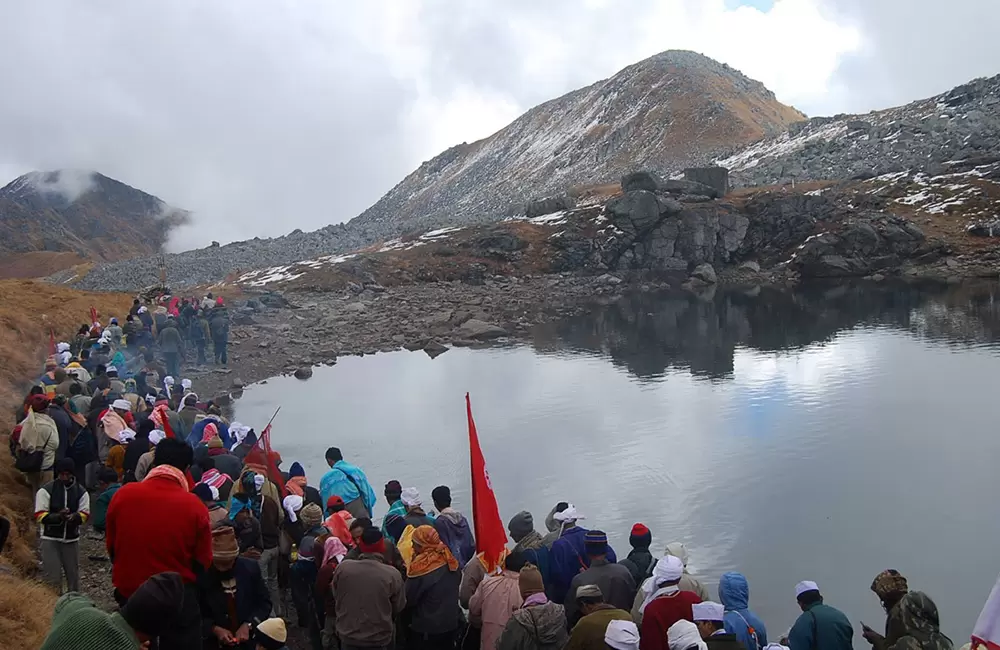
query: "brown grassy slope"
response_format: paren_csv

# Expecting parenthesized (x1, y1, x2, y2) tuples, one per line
(0, 252, 90, 280)
(0, 280, 132, 650)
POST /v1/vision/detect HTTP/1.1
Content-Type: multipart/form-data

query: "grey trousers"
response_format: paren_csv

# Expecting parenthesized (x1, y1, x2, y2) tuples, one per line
(345, 496, 370, 520)
(258, 546, 281, 616)
(41, 539, 79, 593)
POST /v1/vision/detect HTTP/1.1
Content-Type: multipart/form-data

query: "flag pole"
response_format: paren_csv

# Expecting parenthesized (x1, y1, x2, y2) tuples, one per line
(262, 406, 281, 433)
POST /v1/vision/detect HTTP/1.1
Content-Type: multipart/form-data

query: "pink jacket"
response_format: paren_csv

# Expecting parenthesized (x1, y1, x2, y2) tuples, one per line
(468, 570, 523, 650)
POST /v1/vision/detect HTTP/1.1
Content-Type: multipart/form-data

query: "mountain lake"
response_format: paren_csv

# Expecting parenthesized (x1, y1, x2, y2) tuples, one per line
(235, 281, 1000, 643)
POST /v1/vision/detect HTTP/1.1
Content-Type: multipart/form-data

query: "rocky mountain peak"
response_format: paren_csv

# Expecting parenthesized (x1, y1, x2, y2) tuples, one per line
(0, 170, 190, 277)
(348, 50, 805, 240)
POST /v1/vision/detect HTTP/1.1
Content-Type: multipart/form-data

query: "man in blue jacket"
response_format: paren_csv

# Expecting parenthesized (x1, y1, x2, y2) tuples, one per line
(547, 504, 617, 604)
(319, 447, 376, 519)
(720, 572, 768, 650)
(789, 581, 854, 650)
(431, 485, 476, 569)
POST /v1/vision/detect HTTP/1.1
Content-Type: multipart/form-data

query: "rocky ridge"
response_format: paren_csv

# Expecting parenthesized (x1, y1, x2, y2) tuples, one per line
(719, 75, 1000, 187)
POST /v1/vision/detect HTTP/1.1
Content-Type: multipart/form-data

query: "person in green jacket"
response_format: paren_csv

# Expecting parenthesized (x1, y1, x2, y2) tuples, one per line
(90, 467, 121, 535)
(789, 581, 854, 650)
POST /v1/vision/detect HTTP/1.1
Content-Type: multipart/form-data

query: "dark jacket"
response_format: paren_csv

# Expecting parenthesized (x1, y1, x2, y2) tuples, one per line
(565, 558, 637, 626)
(35, 479, 89, 542)
(405, 564, 462, 635)
(549, 526, 618, 604)
(211, 310, 230, 342)
(190, 317, 210, 343)
(404, 511, 435, 529)
(497, 602, 569, 650)
(235, 515, 263, 553)
(620, 547, 655, 587)
(345, 539, 407, 577)
(121, 438, 153, 483)
(333, 555, 407, 647)
(434, 509, 476, 569)
(212, 452, 243, 482)
(157, 323, 184, 354)
(789, 601, 854, 650)
(709, 633, 749, 650)
(46, 405, 73, 464)
(260, 497, 280, 550)
(198, 558, 272, 647)
(91, 483, 121, 533)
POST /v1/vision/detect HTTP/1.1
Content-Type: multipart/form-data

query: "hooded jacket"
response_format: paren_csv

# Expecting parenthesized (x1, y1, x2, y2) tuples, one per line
(497, 601, 569, 650)
(720, 572, 768, 650)
(434, 508, 476, 569)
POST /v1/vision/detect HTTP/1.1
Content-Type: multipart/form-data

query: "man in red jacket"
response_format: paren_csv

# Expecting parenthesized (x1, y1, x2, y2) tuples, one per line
(106, 437, 212, 650)
(640, 555, 703, 650)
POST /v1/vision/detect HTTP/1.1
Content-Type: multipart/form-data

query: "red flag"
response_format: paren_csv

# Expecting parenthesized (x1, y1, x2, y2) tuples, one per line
(48, 329, 56, 357)
(89, 306, 98, 325)
(467, 393, 507, 573)
(245, 424, 285, 492)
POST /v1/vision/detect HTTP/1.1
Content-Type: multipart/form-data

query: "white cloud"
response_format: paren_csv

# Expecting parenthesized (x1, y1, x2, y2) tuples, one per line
(0, 0, 993, 249)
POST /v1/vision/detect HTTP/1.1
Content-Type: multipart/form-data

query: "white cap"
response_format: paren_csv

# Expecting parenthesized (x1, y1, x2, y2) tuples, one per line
(795, 581, 819, 597)
(106, 365, 118, 373)
(149, 430, 166, 445)
(553, 504, 585, 522)
(652, 555, 685, 583)
(181, 378, 192, 390)
(692, 602, 726, 622)
(401, 487, 422, 507)
(119, 428, 136, 443)
(605, 619, 640, 650)
(112, 399, 132, 412)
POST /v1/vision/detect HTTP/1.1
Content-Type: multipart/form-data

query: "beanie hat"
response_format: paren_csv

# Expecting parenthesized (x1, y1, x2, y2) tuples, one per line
(384, 479, 402, 494)
(508, 511, 534, 541)
(192, 483, 214, 501)
(519, 564, 545, 597)
(630, 523, 652, 549)
(254, 617, 287, 650)
(584, 530, 609, 554)
(300, 503, 324, 529)
(211, 526, 239, 560)
(359, 527, 387, 555)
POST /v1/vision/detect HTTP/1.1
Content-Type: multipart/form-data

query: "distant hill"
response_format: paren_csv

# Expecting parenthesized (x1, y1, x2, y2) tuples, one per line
(348, 50, 805, 240)
(0, 170, 189, 278)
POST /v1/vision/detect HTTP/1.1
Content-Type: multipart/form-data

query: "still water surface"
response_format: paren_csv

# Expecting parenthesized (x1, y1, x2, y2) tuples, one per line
(236, 282, 1000, 642)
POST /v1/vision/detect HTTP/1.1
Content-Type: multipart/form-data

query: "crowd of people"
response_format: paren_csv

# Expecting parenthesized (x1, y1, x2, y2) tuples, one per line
(6, 300, 967, 650)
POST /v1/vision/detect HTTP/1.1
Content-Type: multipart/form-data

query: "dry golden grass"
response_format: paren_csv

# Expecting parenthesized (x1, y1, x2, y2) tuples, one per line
(0, 252, 90, 280)
(0, 574, 59, 650)
(0, 280, 131, 649)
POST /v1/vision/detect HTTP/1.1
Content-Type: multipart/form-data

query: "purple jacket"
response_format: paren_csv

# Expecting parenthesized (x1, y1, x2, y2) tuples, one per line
(433, 509, 476, 569)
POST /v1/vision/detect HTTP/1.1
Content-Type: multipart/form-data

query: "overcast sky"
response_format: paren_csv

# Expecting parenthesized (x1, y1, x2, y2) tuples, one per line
(1, 0, 997, 251)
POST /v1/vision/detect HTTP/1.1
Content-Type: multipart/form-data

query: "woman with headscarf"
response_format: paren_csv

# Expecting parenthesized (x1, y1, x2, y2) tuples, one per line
(324, 495, 355, 548)
(315, 537, 349, 649)
(404, 526, 462, 650)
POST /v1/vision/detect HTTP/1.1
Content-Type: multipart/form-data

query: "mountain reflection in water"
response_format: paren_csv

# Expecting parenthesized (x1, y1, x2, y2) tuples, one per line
(235, 281, 1000, 644)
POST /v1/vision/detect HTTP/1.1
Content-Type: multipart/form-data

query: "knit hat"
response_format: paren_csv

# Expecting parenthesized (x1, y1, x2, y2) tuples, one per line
(45, 357, 58, 370)
(508, 511, 534, 541)
(300, 503, 323, 529)
(630, 523, 652, 549)
(871, 569, 908, 599)
(384, 479, 402, 494)
(518, 564, 545, 597)
(55, 457, 76, 475)
(584, 530, 609, 554)
(29, 394, 50, 412)
(254, 617, 287, 650)
(206, 435, 223, 449)
(289, 462, 306, 478)
(211, 526, 239, 560)
(120, 572, 184, 637)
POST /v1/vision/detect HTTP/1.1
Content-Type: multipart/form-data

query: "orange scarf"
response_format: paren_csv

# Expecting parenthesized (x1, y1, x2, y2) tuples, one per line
(407, 525, 459, 578)
(285, 476, 307, 497)
(144, 464, 188, 489)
